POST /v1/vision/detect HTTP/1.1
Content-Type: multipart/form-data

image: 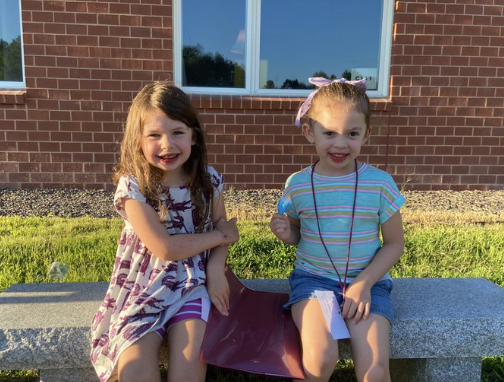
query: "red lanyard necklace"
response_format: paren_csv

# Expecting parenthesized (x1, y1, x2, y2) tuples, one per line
(310, 159, 359, 296)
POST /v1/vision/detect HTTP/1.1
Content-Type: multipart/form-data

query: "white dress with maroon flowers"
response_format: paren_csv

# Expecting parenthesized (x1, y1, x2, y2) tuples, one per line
(90, 165, 224, 382)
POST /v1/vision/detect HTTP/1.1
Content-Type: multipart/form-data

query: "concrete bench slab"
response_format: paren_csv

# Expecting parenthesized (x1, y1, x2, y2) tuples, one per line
(1, 278, 503, 382)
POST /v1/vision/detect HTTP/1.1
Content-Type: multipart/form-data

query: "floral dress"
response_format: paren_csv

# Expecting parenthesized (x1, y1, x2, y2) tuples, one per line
(90, 165, 224, 382)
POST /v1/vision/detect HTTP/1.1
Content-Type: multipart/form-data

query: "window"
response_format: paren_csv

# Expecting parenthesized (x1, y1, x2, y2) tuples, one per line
(0, 0, 25, 89)
(173, 0, 394, 98)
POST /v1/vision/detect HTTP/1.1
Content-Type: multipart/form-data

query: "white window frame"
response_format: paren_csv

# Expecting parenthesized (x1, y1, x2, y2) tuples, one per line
(173, 0, 394, 98)
(0, 0, 25, 90)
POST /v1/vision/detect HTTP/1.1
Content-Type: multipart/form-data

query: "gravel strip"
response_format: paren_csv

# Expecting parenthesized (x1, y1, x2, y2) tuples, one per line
(1, 188, 503, 219)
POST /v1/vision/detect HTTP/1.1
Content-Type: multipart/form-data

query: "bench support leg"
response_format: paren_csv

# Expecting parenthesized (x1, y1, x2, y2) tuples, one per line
(39, 367, 99, 382)
(390, 357, 482, 382)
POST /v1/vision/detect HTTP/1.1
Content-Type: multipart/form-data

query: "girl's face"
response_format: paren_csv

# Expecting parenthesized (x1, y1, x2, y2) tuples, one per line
(141, 108, 194, 184)
(303, 104, 369, 177)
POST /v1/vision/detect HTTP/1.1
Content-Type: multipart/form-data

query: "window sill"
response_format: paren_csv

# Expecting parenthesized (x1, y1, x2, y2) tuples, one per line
(370, 98, 392, 112)
(0, 90, 26, 105)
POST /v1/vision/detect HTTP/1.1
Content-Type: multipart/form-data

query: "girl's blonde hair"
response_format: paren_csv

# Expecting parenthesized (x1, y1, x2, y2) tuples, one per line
(114, 82, 213, 232)
(305, 82, 371, 132)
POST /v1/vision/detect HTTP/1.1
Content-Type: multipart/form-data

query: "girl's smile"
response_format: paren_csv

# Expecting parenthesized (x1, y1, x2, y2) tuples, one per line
(328, 152, 350, 163)
(158, 153, 180, 164)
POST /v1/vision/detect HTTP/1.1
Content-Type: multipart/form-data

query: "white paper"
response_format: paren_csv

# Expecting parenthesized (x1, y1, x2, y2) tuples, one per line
(315, 290, 351, 340)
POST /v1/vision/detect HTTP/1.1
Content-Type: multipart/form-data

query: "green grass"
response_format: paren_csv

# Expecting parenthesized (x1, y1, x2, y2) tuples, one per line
(0, 216, 122, 291)
(1, 216, 503, 381)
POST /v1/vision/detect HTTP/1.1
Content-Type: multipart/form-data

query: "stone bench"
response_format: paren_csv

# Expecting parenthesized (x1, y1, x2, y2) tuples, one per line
(1, 278, 503, 382)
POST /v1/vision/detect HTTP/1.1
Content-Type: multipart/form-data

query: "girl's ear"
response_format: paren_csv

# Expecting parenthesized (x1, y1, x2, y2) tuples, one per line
(302, 123, 315, 143)
(363, 127, 371, 144)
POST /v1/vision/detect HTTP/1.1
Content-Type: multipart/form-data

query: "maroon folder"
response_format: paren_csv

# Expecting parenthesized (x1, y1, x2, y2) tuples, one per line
(201, 268, 305, 379)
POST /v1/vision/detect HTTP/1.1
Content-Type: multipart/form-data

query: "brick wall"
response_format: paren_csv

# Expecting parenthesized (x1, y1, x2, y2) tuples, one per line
(1, 0, 173, 190)
(0, 0, 503, 191)
(389, 0, 504, 190)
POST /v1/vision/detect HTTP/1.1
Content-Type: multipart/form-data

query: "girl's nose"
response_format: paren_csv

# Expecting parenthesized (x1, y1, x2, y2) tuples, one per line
(161, 135, 171, 150)
(333, 136, 347, 148)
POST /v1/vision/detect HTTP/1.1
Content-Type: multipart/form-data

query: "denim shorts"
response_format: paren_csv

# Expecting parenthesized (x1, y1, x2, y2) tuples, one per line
(284, 268, 394, 324)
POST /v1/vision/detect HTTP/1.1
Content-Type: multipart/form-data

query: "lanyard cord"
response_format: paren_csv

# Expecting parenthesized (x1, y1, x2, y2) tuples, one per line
(310, 159, 359, 296)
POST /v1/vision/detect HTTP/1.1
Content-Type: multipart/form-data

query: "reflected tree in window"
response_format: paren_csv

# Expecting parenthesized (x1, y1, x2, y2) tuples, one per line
(263, 80, 276, 89)
(281, 79, 309, 89)
(0, 36, 23, 82)
(341, 70, 352, 81)
(264, 70, 343, 90)
(312, 71, 337, 80)
(183, 44, 245, 88)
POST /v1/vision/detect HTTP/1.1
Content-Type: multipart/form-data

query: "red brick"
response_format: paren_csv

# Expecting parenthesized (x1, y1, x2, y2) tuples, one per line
(6, 153, 27, 166)
(40, 163, 62, 172)
(61, 143, 82, 153)
(9, 173, 30, 182)
(29, 153, 51, 162)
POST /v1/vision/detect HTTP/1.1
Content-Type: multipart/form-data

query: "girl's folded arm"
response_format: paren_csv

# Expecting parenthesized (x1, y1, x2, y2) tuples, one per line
(122, 197, 226, 261)
(206, 191, 234, 316)
(207, 191, 231, 270)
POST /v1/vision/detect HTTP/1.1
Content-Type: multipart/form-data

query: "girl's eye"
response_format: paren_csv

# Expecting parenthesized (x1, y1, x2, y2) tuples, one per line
(349, 132, 360, 137)
(148, 133, 160, 138)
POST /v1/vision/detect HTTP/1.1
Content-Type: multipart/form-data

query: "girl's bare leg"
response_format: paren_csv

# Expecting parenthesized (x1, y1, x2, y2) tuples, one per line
(167, 319, 207, 382)
(292, 299, 339, 382)
(347, 314, 391, 382)
(118, 332, 162, 382)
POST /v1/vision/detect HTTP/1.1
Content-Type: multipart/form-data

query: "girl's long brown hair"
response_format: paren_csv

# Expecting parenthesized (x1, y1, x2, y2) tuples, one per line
(114, 82, 214, 232)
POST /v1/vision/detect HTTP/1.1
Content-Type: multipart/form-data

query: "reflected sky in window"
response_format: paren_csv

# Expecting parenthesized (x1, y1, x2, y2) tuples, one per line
(260, 0, 382, 89)
(0, 0, 21, 43)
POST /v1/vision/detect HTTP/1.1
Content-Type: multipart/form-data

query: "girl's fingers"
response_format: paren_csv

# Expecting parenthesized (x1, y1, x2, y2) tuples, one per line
(223, 289, 230, 311)
(342, 299, 352, 318)
(353, 302, 365, 324)
(212, 295, 228, 316)
(363, 302, 371, 320)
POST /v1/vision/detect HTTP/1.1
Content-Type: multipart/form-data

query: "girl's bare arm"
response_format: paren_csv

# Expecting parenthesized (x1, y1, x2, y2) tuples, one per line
(122, 197, 237, 262)
(206, 191, 236, 315)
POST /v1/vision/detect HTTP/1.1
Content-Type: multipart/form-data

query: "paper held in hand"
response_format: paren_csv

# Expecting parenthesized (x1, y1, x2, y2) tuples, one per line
(315, 290, 351, 340)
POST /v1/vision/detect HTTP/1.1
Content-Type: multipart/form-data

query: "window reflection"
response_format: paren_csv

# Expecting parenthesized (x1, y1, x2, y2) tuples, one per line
(182, 0, 246, 88)
(178, 0, 385, 92)
(259, 0, 381, 90)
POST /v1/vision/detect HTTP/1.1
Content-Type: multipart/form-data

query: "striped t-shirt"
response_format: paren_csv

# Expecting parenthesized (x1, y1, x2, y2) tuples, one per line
(283, 163, 406, 282)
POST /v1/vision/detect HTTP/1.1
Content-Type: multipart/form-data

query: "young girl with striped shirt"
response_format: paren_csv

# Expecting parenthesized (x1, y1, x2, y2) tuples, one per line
(270, 77, 405, 382)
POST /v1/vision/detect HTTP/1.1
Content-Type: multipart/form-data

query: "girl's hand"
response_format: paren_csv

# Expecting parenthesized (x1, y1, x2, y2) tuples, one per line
(206, 265, 229, 316)
(215, 217, 239, 245)
(269, 213, 291, 242)
(341, 280, 371, 324)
